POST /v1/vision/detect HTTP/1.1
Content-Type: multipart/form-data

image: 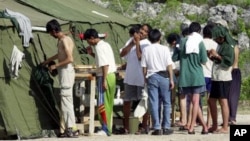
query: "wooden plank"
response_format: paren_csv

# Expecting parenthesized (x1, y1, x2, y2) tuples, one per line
(75, 73, 94, 80)
(74, 65, 96, 69)
(89, 76, 96, 135)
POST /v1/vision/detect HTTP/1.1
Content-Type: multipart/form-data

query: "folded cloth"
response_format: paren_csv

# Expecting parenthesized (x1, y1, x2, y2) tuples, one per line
(185, 32, 203, 54)
(134, 85, 148, 118)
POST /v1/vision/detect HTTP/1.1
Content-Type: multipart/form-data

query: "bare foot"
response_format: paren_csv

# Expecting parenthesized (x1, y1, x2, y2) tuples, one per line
(213, 128, 229, 134)
(175, 121, 186, 127)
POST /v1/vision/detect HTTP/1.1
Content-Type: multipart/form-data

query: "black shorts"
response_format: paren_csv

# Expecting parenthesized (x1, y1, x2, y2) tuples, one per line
(210, 81, 231, 99)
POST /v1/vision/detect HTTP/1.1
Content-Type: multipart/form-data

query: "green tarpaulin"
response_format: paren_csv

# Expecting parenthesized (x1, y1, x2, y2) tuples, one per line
(0, 0, 136, 139)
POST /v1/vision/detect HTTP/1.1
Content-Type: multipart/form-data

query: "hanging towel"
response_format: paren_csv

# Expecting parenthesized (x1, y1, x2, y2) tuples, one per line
(185, 32, 203, 54)
(4, 8, 33, 47)
(134, 85, 148, 118)
(9, 45, 25, 79)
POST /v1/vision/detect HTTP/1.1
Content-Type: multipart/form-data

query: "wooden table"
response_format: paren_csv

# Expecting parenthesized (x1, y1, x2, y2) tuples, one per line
(74, 65, 125, 135)
(75, 73, 96, 135)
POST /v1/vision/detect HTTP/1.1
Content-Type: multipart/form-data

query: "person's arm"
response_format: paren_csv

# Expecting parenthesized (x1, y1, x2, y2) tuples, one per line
(120, 40, 134, 57)
(102, 65, 109, 90)
(42, 54, 58, 65)
(232, 45, 239, 68)
(208, 49, 221, 61)
(86, 46, 95, 58)
(199, 42, 208, 65)
(134, 33, 142, 60)
(167, 64, 174, 90)
(142, 67, 147, 84)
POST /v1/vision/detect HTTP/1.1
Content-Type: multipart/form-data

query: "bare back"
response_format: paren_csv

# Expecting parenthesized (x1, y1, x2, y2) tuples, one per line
(57, 36, 74, 64)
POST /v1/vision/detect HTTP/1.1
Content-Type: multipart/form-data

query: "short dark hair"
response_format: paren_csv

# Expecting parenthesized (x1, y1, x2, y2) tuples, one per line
(148, 29, 161, 43)
(84, 28, 99, 40)
(203, 24, 214, 38)
(167, 33, 180, 44)
(189, 22, 201, 33)
(182, 27, 189, 37)
(129, 24, 141, 36)
(46, 19, 61, 33)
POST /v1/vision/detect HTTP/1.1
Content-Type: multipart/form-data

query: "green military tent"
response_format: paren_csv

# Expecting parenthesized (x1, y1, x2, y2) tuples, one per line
(0, 0, 136, 139)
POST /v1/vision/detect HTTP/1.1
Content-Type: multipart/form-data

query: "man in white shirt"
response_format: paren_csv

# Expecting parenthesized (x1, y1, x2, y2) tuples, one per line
(84, 28, 117, 136)
(202, 24, 218, 128)
(120, 24, 152, 134)
(141, 28, 174, 135)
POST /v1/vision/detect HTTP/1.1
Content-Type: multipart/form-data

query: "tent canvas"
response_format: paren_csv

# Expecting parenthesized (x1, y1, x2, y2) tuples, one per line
(0, 0, 136, 139)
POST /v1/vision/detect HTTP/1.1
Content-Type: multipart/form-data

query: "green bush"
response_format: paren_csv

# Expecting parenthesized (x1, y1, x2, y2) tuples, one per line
(239, 50, 250, 100)
(186, 13, 208, 24)
(240, 76, 250, 100)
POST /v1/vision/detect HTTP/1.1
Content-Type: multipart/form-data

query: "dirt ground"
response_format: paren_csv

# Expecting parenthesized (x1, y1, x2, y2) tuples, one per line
(26, 107, 250, 141)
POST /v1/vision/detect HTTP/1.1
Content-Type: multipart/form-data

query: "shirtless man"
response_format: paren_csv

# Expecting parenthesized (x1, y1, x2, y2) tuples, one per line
(42, 19, 77, 137)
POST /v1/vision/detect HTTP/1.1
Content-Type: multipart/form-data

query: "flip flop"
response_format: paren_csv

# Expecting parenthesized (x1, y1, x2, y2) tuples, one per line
(208, 127, 217, 133)
(179, 126, 188, 131)
(229, 121, 237, 125)
(135, 127, 148, 135)
(201, 130, 209, 135)
(58, 133, 67, 138)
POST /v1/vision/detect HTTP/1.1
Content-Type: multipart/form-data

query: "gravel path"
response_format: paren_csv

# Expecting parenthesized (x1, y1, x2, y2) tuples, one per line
(26, 113, 250, 141)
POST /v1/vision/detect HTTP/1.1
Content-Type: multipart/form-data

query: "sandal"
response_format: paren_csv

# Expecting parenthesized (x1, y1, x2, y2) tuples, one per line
(229, 121, 236, 125)
(179, 126, 188, 131)
(58, 133, 67, 138)
(188, 130, 195, 134)
(208, 127, 217, 133)
(135, 127, 148, 135)
(201, 130, 208, 135)
(113, 128, 128, 135)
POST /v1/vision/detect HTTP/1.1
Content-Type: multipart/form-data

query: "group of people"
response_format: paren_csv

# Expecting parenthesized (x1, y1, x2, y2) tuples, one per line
(41, 18, 241, 137)
(170, 22, 241, 134)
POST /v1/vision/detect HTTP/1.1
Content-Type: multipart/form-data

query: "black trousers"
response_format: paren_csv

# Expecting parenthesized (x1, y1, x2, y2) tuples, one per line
(228, 68, 242, 122)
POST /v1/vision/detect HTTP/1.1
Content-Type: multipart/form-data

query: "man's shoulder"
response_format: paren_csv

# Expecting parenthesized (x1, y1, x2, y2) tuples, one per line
(97, 40, 111, 47)
(140, 38, 151, 45)
(203, 38, 218, 48)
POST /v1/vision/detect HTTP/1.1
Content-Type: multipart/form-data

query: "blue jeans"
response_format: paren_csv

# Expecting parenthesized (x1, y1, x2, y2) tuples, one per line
(147, 73, 171, 130)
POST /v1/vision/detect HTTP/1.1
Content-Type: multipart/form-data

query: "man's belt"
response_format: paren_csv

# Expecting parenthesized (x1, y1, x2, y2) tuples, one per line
(156, 71, 169, 78)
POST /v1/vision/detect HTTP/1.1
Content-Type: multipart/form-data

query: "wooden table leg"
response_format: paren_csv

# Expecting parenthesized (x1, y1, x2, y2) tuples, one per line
(89, 77, 95, 135)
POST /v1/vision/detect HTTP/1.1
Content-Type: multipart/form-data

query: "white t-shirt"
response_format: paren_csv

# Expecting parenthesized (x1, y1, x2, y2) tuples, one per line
(169, 46, 180, 71)
(141, 43, 173, 78)
(202, 38, 218, 78)
(94, 40, 117, 76)
(122, 38, 151, 86)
